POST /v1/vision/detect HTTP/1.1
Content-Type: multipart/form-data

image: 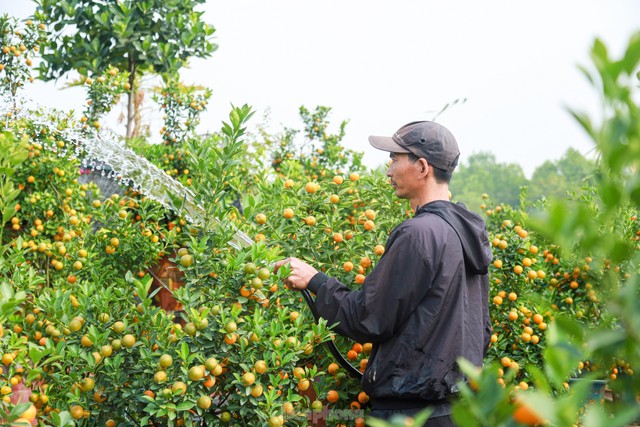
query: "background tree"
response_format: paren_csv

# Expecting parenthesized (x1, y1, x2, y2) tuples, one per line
(451, 152, 527, 211)
(556, 147, 596, 184)
(35, 0, 217, 138)
(527, 147, 596, 203)
(0, 15, 46, 106)
(528, 159, 568, 202)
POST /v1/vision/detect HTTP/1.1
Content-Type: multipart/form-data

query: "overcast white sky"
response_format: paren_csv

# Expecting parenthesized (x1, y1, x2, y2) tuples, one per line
(2, 1, 639, 177)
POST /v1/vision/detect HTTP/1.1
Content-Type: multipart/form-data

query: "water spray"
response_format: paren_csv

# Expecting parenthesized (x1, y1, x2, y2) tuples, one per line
(0, 94, 253, 249)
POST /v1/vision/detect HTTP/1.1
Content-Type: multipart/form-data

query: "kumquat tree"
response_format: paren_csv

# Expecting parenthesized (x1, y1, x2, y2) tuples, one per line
(0, 7, 639, 427)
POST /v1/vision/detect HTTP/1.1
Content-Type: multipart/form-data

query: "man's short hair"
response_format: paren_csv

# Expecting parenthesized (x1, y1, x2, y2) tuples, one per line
(407, 152, 455, 184)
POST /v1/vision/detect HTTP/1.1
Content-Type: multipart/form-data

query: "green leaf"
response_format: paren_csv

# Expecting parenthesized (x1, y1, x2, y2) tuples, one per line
(567, 109, 595, 140)
(610, 239, 634, 263)
(176, 401, 195, 411)
(48, 410, 76, 427)
(2, 203, 17, 225)
(554, 315, 586, 341)
(629, 179, 640, 205)
(412, 407, 434, 425)
(525, 364, 551, 393)
(599, 180, 622, 207)
(10, 403, 32, 418)
(28, 344, 50, 365)
(451, 406, 481, 427)
(180, 342, 189, 360)
(621, 32, 640, 75)
(586, 329, 625, 353)
(0, 282, 26, 317)
(543, 346, 568, 388)
(365, 416, 399, 427)
(544, 320, 585, 387)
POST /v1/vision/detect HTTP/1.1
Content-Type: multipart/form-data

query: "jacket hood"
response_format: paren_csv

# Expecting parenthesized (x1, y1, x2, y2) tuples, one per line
(417, 200, 492, 275)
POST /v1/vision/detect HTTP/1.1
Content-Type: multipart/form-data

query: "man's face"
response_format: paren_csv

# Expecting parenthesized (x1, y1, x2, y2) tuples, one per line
(386, 153, 422, 199)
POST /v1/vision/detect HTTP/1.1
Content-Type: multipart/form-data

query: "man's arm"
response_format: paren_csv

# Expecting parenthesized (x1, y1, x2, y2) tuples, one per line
(276, 232, 437, 343)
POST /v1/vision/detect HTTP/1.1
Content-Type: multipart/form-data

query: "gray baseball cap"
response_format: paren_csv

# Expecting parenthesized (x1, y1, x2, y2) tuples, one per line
(368, 121, 460, 172)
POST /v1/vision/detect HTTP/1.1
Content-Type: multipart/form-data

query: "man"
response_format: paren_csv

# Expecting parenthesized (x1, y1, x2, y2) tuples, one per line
(274, 121, 492, 426)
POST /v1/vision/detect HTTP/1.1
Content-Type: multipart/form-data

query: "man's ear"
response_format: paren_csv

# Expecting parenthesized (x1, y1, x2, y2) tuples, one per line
(418, 158, 429, 175)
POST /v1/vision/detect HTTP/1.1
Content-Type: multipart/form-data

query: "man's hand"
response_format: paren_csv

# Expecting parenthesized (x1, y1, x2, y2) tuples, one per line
(273, 257, 319, 291)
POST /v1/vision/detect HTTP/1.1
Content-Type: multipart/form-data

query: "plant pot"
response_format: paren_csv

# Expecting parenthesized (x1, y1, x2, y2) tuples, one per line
(148, 254, 185, 323)
(298, 382, 326, 427)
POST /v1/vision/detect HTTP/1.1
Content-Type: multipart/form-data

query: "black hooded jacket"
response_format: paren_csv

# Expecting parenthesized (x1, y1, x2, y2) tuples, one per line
(307, 200, 492, 406)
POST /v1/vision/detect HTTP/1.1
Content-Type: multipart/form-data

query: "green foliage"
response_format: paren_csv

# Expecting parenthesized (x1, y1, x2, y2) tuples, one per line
(270, 106, 364, 177)
(451, 152, 527, 211)
(0, 131, 28, 249)
(81, 67, 131, 129)
(451, 148, 597, 217)
(453, 360, 515, 427)
(2, 5, 639, 422)
(36, 0, 216, 79)
(4, 91, 635, 425)
(527, 148, 597, 205)
(187, 104, 255, 206)
(367, 407, 432, 427)
(125, 80, 213, 198)
(0, 14, 47, 100)
(455, 31, 640, 427)
(155, 79, 212, 146)
(36, 0, 217, 136)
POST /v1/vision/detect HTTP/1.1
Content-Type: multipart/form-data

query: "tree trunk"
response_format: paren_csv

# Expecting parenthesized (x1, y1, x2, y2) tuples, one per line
(126, 60, 137, 139)
(133, 90, 145, 138)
